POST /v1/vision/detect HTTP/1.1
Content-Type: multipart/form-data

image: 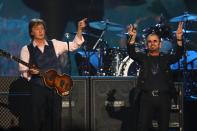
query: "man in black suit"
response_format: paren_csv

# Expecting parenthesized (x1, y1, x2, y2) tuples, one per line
(127, 22, 184, 131)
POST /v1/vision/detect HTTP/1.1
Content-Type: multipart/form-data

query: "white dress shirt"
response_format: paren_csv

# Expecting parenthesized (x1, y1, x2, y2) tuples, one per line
(19, 35, 84, 80)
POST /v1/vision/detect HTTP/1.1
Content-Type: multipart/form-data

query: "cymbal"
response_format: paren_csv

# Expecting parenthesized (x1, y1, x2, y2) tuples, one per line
(170, 13, 197, 22)
(70, 32, 99, 38)
(89, 20, 124, 31)
(173, 29, 197, 34)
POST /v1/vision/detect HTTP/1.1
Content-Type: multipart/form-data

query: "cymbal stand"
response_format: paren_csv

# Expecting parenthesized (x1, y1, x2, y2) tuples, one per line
(93, 26, 107, 76)
(182, 20, 191, 99)
(81, 44, 91, 76)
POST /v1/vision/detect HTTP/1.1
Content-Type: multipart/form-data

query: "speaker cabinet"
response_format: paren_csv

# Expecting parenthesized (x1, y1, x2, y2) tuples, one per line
(0, 76, 32, 131)
(174, 82, 184, 130)
(90, 77, 183, 131)
(61, 76, 90, 131)
(90, 76, 137, 131)
(0, 76, 90, 131)
(0, 76, 18, 129)
(151, 82, 184, 131)
(0, 76, 184, 131)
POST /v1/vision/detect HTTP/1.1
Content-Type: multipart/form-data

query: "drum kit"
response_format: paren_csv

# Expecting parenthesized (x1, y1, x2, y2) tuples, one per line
(75, 12, 197, 81)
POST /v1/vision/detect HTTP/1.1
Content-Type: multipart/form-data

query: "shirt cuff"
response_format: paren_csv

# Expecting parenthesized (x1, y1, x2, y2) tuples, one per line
(20, 70, 31, 81)
(73, 35, 84, 46)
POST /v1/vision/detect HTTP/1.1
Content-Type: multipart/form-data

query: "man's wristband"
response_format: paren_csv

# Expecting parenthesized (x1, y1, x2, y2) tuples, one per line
(177, 39, 182, 41)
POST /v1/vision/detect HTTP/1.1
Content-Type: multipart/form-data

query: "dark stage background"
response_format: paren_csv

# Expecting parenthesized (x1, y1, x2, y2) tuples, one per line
(0, 0, 197, 76)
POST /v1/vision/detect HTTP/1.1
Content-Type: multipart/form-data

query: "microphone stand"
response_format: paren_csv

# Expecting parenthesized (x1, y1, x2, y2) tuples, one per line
(65, 33, 72, 130)
(65, 33, 72, 75)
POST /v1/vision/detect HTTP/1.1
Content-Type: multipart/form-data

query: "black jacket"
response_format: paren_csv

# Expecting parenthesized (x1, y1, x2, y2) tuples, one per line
(127, 43, 183, 98)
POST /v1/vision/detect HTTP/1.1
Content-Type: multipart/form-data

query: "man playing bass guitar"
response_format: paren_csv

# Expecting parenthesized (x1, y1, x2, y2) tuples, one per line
(19, 18, 86, 131)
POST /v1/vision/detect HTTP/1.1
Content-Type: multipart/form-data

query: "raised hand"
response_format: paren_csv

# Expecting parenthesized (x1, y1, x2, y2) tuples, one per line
(176, 22, 183, 40)
(176, 22, 183, 46)
(76, 18, 87, 40)
(127, 24, 137, 45)
(78, 18, 87, 31)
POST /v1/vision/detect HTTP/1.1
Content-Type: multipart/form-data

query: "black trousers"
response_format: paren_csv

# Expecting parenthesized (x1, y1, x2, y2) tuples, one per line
(30, 78, 62, 131)
(138, 93, 171, 131)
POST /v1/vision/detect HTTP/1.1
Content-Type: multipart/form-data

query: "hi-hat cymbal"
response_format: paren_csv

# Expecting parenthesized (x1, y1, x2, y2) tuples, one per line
(173, 29, 197, 34)
(70, 32, 99, 38)
(89, 20, 124, 31)
(170, 13, 197, 22)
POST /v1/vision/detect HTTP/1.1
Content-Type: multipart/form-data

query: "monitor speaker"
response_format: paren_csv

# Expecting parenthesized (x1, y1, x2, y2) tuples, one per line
(90, 76, 137, 131)
(0, 76, 90, 131)
(0, 76, 20, 129)
(61, 76, 90, 131)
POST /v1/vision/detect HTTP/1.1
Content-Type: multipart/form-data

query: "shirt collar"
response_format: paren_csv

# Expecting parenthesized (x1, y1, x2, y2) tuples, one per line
(32, 40, 49, 47)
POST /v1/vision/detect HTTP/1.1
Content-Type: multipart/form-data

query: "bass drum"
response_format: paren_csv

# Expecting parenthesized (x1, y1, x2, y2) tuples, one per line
(118, 56, 140, 76)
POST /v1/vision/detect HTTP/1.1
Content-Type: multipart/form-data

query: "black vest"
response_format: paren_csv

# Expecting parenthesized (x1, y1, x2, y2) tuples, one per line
(27, 40, 60, 72)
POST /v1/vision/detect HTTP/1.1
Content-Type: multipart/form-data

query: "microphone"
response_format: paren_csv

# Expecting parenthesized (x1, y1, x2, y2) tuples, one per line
(65, 33, 70, 40)
(65, 33, 70, 45)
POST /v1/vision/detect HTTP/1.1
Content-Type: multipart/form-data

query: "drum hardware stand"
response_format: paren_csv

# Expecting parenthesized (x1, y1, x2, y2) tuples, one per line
(182, 20, 192, 99)
(85, 47, 91, 76)
(81, 44, 91, 76)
